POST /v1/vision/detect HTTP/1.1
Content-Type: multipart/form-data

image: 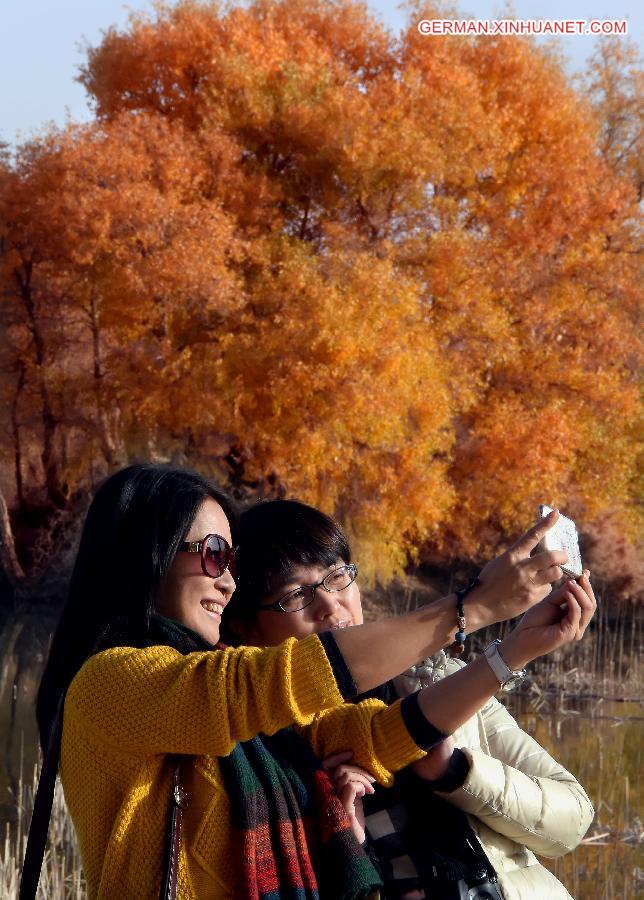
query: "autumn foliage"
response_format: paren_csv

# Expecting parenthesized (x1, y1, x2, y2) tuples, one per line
(0, 0, 641, 587)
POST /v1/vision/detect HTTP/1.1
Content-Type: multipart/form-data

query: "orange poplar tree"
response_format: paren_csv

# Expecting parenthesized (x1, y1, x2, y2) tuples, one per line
(0, 114, 241, 513)
(0, 0, 640, 582)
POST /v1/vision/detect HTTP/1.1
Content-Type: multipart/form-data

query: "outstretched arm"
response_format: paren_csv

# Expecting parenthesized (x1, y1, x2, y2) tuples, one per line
(413, 575, 595, 735)
(334, 510, 568, 692)
(303, 576, 596, 787)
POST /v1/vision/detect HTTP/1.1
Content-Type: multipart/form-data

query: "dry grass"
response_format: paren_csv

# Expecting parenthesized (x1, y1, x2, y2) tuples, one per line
(0, 741, 86, 898)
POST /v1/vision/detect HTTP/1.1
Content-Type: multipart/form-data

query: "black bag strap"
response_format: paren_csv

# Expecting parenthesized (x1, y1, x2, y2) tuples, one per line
(19, 691, 188, 900)
(19, 690, 66, 900)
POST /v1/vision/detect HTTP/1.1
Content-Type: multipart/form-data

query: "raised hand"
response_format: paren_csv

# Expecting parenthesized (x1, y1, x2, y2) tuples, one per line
(500, 570, 596, 670)
(468, 509, 570, 628)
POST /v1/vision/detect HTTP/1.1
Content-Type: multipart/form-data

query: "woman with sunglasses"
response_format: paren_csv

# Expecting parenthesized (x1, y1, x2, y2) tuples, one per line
(33, 464, 593, 900)
(222, 500, 595, 900)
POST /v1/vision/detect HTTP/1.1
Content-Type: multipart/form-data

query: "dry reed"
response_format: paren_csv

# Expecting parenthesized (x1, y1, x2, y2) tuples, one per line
(0, 739, 86, 899)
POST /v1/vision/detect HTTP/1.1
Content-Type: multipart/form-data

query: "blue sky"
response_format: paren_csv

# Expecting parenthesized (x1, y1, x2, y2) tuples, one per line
(1, 0, 641, 145)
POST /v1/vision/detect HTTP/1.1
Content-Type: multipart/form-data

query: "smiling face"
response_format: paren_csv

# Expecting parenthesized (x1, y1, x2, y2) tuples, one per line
(237, 559, 364, 647)
(155, 497, 236, 645)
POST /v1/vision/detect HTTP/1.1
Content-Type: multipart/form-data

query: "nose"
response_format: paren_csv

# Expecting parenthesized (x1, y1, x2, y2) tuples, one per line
(312, 585, 340, 619)
(215, 566, 236, 598)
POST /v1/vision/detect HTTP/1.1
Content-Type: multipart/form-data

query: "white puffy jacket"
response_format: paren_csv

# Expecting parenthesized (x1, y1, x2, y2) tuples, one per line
(394, 653, 594, 900)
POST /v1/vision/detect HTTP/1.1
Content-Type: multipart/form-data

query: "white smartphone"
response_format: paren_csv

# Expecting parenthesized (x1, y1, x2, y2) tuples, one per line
(538, 505, 583, 578)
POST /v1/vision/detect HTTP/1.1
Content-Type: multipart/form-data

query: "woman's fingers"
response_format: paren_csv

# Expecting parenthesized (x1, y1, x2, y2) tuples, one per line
(350, 773, 375, 795)
(523, 549, 569, 583)
(322, 750, 353, 771)
(344, 780, 367, 799)
(334, 764, 375, 783)
(338, 782, 367, 843)
(505, 571, 595, 664)
(570, 593, 582, 632)
(330, 764, 376, 795)
(510, 508, 560, 555)
(339, 782, 359, 805)
(565, 573, 596, 639)
(579, 570, 597, 607)
(531, 564, 564, 586)
(337, 775, 373, 798)
(335, 769, 372, 788)
(561, 592, 582, 637)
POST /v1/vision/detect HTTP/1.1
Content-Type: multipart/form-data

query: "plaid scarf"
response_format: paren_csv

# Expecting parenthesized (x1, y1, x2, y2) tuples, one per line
(145, 615, 382, 899)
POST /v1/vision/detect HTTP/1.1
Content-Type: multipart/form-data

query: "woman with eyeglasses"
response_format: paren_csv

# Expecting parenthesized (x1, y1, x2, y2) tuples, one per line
(32, 465, 594, 900)
(222, 500, 595, 900)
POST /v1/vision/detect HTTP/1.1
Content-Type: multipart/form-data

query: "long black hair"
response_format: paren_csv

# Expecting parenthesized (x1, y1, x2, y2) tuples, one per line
(36, 464, 238, 751)
(221, 499, 350, 643)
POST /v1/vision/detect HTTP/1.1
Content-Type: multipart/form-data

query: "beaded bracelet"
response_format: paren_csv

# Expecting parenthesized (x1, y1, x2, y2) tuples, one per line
(448, 577, 481, 657)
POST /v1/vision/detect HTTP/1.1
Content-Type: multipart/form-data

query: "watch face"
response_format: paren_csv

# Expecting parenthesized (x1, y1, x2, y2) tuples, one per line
(501, 674, 525, 692)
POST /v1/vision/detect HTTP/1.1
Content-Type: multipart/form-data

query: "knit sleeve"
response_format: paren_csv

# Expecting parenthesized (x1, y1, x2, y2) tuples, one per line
(64, 636, 345, 758)
(297, 697, 428, 788)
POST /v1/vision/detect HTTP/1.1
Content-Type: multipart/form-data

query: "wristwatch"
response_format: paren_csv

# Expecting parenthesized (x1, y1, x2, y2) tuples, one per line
(483, 640, 527, 692)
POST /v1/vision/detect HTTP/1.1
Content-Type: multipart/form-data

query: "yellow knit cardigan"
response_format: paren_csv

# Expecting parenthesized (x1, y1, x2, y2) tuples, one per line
(60, 634, 426, 899)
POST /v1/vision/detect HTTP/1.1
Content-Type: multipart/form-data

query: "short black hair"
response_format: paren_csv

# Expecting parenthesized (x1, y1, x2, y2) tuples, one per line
(222, 499, 350, 635)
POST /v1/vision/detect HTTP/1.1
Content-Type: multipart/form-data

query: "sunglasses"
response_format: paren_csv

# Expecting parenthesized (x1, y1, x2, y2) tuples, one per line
(178, 534, 236, 578)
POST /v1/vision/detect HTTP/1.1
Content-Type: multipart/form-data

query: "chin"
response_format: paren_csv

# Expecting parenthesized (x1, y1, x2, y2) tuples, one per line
(191, 622, 220, 646)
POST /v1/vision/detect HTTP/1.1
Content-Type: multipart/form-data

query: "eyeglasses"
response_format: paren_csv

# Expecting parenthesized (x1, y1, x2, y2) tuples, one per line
(178, 534, 236, 578)
(258, 563, 358, 613)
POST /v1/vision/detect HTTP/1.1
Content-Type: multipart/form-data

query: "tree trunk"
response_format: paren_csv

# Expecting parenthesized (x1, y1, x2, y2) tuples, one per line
(10, 360, 26, 507)
(89, 289, 125, 468)
(14, 261, 66, 508)
(0, 488, 25, 583)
